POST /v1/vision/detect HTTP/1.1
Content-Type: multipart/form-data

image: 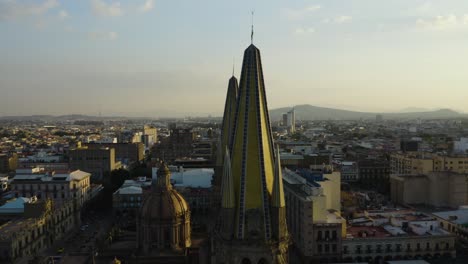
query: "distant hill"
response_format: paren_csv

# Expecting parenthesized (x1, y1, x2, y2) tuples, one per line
(1, 106, 465, 122)
(269, 105, 466, 121)
(0, 114, 141, 121)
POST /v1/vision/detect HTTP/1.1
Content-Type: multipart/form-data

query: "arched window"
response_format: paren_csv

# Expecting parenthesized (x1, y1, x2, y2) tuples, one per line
(241, 258, 251, 264)
(258, 258, 268, 264)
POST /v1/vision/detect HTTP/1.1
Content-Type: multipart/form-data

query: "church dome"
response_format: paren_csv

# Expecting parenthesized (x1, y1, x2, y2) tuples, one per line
(138, 162, 191, 253)
(141, 187, 189, 221)
(140, 163, 190, 222)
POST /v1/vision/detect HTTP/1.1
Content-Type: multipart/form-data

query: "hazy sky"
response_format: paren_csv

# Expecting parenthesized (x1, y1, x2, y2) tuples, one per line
(2, 0, 468, 117)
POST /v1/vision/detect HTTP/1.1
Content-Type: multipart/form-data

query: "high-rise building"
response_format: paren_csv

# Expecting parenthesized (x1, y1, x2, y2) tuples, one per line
(287, 108, 296, 134)
(143, 125, 158, 148)
(212, 42, 289, 263)
(282, 114, 288, 127)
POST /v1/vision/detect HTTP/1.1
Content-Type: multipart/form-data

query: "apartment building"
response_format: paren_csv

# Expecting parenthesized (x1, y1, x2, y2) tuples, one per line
(10, 168, 91, 208)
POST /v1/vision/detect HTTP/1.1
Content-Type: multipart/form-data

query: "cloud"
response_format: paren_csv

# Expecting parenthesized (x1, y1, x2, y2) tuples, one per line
(322, 16, 353, 24)
(0, 0, 59, 20)
(58, 10, 69, 19)
(416, 14, 468, 31)
(294, 27, 315, 35)
(91, 0, 123, 17)
(285, 5, 321, 20)
(89, 31, 118, 40)
(334, 16, 352, 24)
(139, 0, 154, 13)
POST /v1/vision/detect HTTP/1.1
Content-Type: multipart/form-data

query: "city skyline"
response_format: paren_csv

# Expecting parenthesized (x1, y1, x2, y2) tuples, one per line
(3, 0, 468, 117)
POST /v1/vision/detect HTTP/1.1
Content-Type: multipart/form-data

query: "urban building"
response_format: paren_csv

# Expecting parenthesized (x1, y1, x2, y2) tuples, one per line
(400, 140, 419, 152)
(69, 145, 118, 181)
(192, 140, 215, 160)
(287, 108, 296, 134)
(10, 167, 92, 208)
(81, 142, 144, 165)
(454, 137, 468, 154)
(376, 114, 383, 122)
(358, 159, 390, 193)
(433, 206, 468, 245)
(18, 151, 62, 163)
(0, 153, 18, 173)
(112, 177, 151, 213)
(0, 198, 76, 262)
(143, 125, 158, 147)
(151, 166, 213, 189)
(343, 211, 456, 262)
(282, 168, 344, 263)
(154, 128, 195, 162)
(212, 42, 289, 264)
(282, 113, 288, 127)
(340, 161, 359, 182)
(280, 109, 296, 134)
(390, 172, 468, 208)
(113, 186, 143, 213)
(390, 152, 468, 175)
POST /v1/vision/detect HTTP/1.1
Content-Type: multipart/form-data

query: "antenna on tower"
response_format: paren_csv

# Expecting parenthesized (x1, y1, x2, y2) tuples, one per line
(232, 57, 235, 76)
(251, 10, 255, 44)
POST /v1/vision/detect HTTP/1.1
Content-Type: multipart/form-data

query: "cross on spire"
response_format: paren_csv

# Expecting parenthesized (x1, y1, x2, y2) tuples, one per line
(251, 10, 254, 44)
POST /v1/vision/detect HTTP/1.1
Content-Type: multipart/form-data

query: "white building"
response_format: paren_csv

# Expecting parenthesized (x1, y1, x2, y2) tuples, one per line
(10, 168, 92, 208)
(152, 166, 213, 189)
(454, 137, 468, 154)
(433, 206, 468, 245)
(19, 151, 61, 163)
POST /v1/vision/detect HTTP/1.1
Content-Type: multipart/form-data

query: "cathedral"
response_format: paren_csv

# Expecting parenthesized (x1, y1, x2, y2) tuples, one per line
(135, 30, 289, 264)
(212, 40, 290, 263)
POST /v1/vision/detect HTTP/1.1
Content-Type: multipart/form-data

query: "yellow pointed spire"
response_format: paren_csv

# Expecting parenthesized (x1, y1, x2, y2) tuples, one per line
(230, 43, 277, 239)
(215, 134, 223, 167)
(221, 147, 235, 208)
(272, 146, 285, 208)
(221, 76, 239, 159)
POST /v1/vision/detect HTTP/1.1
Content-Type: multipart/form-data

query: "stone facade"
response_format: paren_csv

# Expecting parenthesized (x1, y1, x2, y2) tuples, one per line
(342, 234, 456, 262)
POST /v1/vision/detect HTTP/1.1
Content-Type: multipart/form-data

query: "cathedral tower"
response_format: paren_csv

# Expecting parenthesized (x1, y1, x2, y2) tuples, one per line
(212, 42, 289, 264)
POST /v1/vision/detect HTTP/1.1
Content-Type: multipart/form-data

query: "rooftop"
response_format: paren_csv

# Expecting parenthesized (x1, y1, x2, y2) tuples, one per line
(0, 217, 37, 239)
(115, 186, 142, 195)
(0, 197, 32, 214)
(433, 207, 468, 225)
(12, 170, 90, 182)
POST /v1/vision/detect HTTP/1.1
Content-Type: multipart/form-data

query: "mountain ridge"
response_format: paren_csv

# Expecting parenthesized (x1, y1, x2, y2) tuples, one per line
(0, 105, 465, 121)
(269, 104, 465, 121)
